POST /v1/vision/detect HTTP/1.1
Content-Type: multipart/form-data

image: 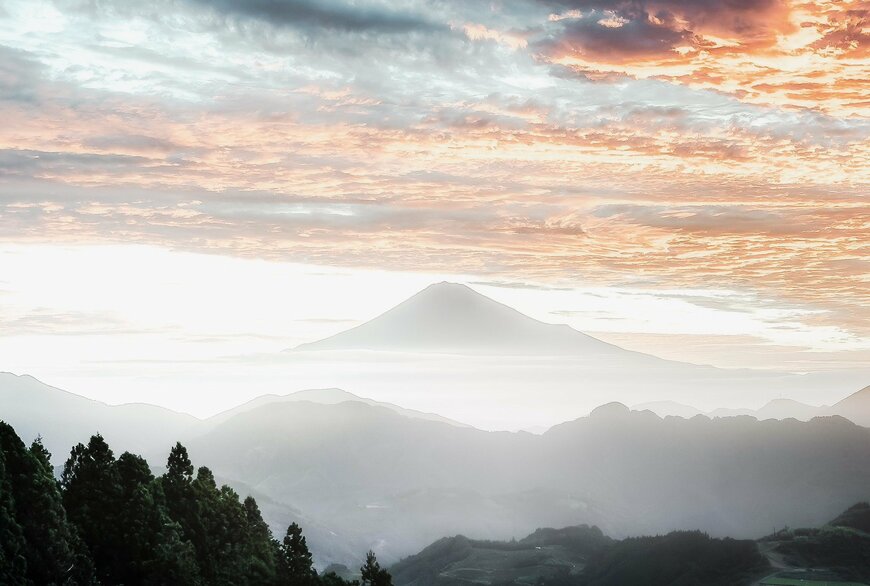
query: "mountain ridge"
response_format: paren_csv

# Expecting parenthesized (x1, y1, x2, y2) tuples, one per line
(634, 384, 870, 426)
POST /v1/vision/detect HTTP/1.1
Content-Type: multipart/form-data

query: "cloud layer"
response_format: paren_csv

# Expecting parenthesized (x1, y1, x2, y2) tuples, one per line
(0, 0, 867, 350)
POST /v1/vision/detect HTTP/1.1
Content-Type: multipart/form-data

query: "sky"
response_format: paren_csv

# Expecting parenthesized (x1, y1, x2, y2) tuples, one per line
(0, 0, 867, 415)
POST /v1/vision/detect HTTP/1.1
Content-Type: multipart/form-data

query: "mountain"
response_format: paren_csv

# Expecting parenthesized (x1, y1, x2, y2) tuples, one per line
(758, 502, 870, 584)
(188, 399, 870, 564)
(391, 525, 767, 586)
(295, 282, 635, 357)
(0, 372, 472, 465)
(284, 282, 870, 430)
(832, 385, 870, 427)
(755, 398, 822, 421)
(205, 387, 470, 429)
(640, 385, 870, 427)
(390, 525, 613, 586)
(5, 371, 870, 568)
(631, 401, 703, 419)
(186, 400, 540, 563)
(0, 372, 199, 462)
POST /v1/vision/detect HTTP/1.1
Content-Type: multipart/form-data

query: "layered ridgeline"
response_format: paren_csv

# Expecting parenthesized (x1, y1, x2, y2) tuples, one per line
(0, 372, 466, 464)
(185, 400, 870, 562)
(636, 384, 870, 427)
(2, 371, 870, 567)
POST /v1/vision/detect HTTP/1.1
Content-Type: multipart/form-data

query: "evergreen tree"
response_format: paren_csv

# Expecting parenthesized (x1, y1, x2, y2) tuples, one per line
(0, 424, 294, 586)
(161, 445, 287, 585)
(0, 422, 96, 585)
(62, 436, 200, 584)
(22, 437, 94, 585)
(244, 496, 280, 585)
(161, 442, 200, 546)
(0, 430, 27, 585)
(61, 434, 121, 583)
(279, 522, 318, 586)
(114, 451, 200, 585)
(184, 466, 251, 585)
(360, 550, 392, 586)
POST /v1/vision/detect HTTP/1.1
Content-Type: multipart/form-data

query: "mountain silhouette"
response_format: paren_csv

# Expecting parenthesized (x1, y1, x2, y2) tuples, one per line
(187, 399, 870, 563)
(0, 372, 199, 461)
(639, 385, 870, 427)
(204, 387, 471, 429)
(832, 385, 870, 426)
(295, 282, 641, 356)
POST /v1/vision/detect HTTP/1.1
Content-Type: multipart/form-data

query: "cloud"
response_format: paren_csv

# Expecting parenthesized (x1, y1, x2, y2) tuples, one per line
(529, 0, 868, 116)
(536, 0, 794, 60)
(190, 0, 441, 34)
(0, 0, 867, 345)
(0, 46, 47, 103)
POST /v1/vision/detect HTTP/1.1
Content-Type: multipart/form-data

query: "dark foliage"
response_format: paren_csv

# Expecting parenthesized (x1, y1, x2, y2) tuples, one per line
(773, 528, 870, 582)
(830, 502, 870, 533)
(0, 422, 94, 585)
(0, 420, 384, 586)
(361, 550, 393, 586)
(572, 531, 768, 586)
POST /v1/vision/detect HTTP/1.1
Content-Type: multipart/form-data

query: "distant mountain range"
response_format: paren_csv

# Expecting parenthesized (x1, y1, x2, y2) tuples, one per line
(3, 375, 870, 567)
(0, 372, 468, 464)
(635, 385, 870, 427)
(185, 393, 870, 564)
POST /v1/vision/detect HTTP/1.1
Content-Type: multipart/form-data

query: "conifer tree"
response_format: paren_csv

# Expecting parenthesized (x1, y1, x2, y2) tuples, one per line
(360, 550, 392, 586)
(244, 496, 280, 585)
(23, 437, 94, 585)
(0, 423, 96, 585)
(61, 434, 121, 583)
(115, 451, 200, 585)
(0, 432, 27, 585)
(278, 522, 318, 586)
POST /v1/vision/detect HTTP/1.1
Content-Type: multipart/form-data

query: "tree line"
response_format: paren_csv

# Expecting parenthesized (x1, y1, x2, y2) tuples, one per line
(0, 420, 393, 586)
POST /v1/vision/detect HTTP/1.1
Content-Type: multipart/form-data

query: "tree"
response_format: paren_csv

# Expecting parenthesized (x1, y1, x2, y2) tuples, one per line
(22, 437, 94, 585)
(278, 522, 318, 586)
(114, 451, 200, 585)
(61, 435, 122, 583)
(360, 550, 392, 586)
(62, 435, 200, 585)
(244, 496, 280, 585)
(0, 430, 26, 585)
(0, 423, 95, 585)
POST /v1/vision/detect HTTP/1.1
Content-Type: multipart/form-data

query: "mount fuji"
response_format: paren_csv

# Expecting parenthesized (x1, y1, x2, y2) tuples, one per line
(296, 282, 650, 359)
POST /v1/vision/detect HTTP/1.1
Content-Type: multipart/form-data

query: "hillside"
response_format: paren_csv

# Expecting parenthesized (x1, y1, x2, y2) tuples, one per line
(0, 372, 199, 462)
(833, 386, 870, 427)
(391, 526, 612, 586)
(4, 371, 870, 567)
(188, 399, 870, 563)
(758, 503, 870, 584)
(205, 387, 470, 429)
(394, 503, 870, 586)
(391, 525, 766, 586)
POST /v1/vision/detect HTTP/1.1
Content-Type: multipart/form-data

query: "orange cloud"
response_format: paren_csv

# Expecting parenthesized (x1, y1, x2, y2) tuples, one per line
(538, 0, 870, 116)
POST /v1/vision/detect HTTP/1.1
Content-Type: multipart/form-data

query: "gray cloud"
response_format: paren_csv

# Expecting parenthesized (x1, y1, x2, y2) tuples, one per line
(0, 46, 46, 104)
(190, 0, 441, 34)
